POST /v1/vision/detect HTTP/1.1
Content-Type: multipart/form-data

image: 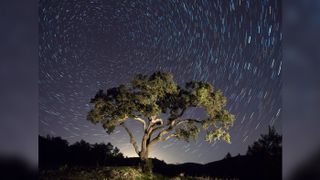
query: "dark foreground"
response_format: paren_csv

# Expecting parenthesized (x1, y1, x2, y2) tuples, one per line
(39, 155, 281, 180)
(40, 166, 214, 180)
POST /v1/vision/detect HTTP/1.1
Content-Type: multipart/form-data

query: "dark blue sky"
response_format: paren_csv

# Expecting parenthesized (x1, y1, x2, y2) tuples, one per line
(39, 0, 281, 164)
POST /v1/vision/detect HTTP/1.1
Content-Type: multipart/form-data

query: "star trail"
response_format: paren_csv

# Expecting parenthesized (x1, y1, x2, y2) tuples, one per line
(39, 0, 281, 164)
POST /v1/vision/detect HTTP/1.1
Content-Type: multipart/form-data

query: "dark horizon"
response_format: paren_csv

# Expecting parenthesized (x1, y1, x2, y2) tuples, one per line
(38, 133, 239, 165)
(39, 126, 282, 165)
(39, 128, 282, 179)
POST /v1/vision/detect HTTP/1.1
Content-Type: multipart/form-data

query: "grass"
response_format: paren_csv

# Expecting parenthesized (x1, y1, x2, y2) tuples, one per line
(39, 166, 214, 180)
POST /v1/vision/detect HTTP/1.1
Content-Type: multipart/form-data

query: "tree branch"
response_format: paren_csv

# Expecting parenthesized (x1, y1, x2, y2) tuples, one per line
(175, 119, 203, 126)
(132, 117, 147, 130)
(169, 108, 187, 120)
(149, 118, 202, 146)
(151, 118, 163, 125)
(162, 134, 177, 142)
(143, 116, 164, 137)
(147, 117, 164, 132)
(149, 125, 165, 135)
(121, 123, 140, 155)
(151, 108, 188, 136)
(149, 121, 175, 146)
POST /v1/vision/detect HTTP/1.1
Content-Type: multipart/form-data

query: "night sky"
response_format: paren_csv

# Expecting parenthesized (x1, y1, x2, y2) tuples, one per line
(39, 0, 281, 164)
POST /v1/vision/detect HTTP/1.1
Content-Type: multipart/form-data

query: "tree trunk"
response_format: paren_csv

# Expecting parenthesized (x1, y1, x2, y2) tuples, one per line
(140, 132, 152, 173)
(140, 147, 152, 173)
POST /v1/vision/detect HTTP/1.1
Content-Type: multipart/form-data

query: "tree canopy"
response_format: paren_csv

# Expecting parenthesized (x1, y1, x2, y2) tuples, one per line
(39, 136, 123, 169)
(247, 126, 282, 157)
(87, 72, 235, 164)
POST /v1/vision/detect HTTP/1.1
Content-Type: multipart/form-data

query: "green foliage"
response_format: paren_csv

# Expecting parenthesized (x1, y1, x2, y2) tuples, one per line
(39, 166, 211, 180)
(88, 72, 178, 133)
(175, 121, 200, 142)
(88, 72, 235, 143)
(203, 110, 234, 143)
(40, 166, 146, 180)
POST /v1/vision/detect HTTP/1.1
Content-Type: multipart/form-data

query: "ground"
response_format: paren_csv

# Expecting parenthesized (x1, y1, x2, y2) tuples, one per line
(39, 166, 216, 180)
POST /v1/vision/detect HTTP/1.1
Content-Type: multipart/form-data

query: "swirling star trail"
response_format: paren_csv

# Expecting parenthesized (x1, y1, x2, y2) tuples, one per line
(40, 0, 281, 164)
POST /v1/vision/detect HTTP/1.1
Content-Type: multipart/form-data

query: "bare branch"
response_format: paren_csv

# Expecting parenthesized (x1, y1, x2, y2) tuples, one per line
(132, 117, 147, 130)
(152, 117, 163, 125)
(149, 118, 202, 146)
(149, 122, 175, 146)
(161, 134, 177, 142)
(149, 125, 166, 134)
(121, 123, 140, 155)
(148, 118, 164, 131)
(176, 119, 202, 126)
(145, 117, 165, 136)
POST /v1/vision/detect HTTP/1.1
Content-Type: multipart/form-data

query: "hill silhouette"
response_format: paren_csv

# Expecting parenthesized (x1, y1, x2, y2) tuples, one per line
(39, 127, 281, 179)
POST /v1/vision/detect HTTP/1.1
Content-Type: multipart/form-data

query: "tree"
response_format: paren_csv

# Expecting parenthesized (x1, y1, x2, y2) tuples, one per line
(224, 152, 232, 159)
(246, 126, 282, 180)
(112, 147, 122, 157)
(39, 136, 69, 169)
(69, 140, 92, 165)
(247, 126, 282, 157)
(91, 143, 110, 165)
(105, 142, 114, 156)
(87, 72, 235, 172)
(39, 135, 124, 168)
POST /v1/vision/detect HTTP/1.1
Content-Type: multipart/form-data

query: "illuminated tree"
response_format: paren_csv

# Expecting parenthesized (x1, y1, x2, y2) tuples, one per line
(87, 72, 235, 172)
